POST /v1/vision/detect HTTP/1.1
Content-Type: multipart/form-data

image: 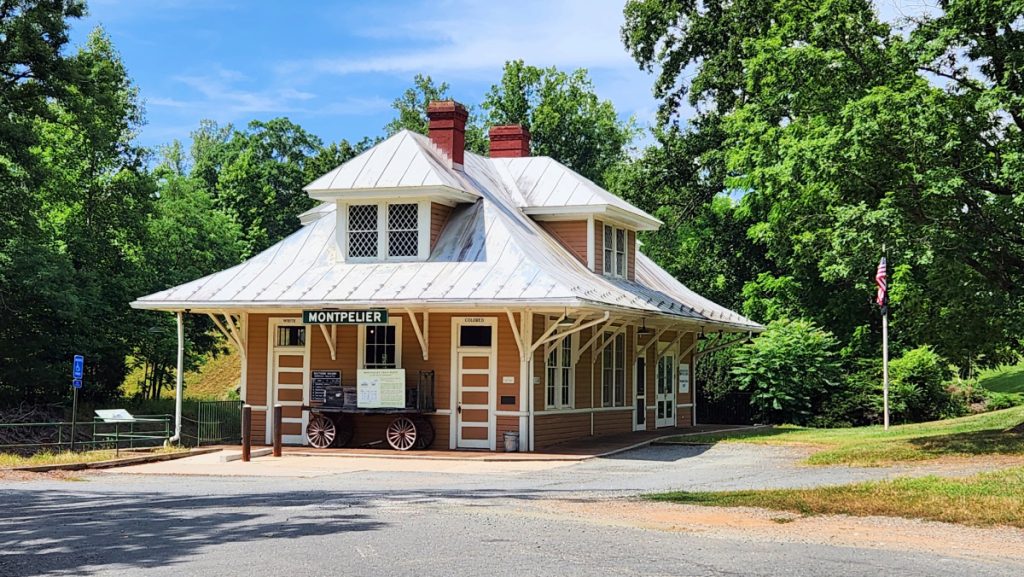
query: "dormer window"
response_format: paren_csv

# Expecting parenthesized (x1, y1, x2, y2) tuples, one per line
(344, 201, 430, 262)
(603, 224, 627, 278)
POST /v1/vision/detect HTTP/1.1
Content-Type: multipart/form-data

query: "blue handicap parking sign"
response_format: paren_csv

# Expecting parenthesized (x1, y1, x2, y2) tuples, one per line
(72, 379, 82, 389)
(73, 355, 84, 380)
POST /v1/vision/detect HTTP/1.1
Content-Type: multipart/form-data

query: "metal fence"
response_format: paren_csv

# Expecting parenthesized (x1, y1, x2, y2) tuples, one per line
(0, 400, 243, 455)
(0, 415, 172, 455)
(180, 400, 242, 447)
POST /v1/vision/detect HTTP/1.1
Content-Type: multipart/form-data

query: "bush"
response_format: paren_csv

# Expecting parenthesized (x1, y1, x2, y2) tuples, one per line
(732, 319, 841, 425)
(888, 346, 957, 423)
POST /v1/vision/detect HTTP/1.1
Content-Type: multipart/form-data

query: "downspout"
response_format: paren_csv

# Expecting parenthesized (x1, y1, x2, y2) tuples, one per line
(170, 310, 184, 444)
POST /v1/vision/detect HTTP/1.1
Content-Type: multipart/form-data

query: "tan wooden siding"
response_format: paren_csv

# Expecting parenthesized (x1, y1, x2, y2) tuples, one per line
(594, 219, 603, 273)
(537, 221, 588, 265)
(627, 230, 636, 281)
(532, 314, 546, 412)
(430, 203, 452, 253)
(496, 313, 522, 409)
(593, 409, 633, 435)
(244, 314, 269, 444)
(575, 327, 594, 408)
(534, 413, 591, 448)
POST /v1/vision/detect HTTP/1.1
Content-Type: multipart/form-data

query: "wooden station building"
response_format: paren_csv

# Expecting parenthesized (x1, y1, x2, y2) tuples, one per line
(132, 101, 761, 452)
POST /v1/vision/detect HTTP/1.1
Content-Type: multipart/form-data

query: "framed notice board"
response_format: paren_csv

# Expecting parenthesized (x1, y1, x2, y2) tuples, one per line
(311, 370, 341, 403)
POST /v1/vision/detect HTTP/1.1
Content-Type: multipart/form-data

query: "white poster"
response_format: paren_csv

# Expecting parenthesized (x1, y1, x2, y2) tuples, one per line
(678, 364, 690, 394)
(357, 369, 406, 408)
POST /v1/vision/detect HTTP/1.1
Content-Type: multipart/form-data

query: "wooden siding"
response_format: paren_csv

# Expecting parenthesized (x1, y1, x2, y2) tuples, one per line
(537, 220, 588, 265)
(244, 314, 269, 443)
(534, 413, 590, 448)
(594, 219, 603, 273)
(430, 202, 453, 253)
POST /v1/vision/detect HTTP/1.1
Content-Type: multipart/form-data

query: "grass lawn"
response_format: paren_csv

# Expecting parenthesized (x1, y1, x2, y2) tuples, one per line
(648, 466, 1024, 528)
(0, 446, 184, 469)
(977, 363, 1024, 394)
(664, 405, 1024, 466)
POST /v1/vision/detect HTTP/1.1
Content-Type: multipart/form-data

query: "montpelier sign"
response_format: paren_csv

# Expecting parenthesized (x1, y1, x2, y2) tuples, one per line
(302, 309, 389, 324)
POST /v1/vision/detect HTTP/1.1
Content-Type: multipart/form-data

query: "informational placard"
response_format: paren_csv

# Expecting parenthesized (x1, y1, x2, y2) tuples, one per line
(310, 370, 341, 403)
(678, 363, 690, 394)
(357, 369, 406, 408)
(302, 309, 387, 325)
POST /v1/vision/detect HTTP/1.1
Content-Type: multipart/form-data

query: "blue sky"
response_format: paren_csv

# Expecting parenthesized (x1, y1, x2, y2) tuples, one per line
(70, 0, 664, 150)
(70, 0, 930, 151)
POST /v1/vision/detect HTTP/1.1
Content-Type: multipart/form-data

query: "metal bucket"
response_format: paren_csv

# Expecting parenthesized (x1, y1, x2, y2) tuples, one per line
(503, 431, 520, 452)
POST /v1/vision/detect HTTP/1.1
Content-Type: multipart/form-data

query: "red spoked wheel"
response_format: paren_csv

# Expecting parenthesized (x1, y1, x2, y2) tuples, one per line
(306, 414, 336, 449)
(386, 416, 417, 451)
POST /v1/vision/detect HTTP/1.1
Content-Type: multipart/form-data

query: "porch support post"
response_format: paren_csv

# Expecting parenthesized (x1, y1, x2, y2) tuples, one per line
(523, 311, 534, 452)
(172, 311, 184, 443)
(318, 324, 337, 360)
(404, 308, 429, 361)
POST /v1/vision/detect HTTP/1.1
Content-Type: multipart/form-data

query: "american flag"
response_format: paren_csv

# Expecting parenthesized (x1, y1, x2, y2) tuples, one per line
(875, 257, 888, 313)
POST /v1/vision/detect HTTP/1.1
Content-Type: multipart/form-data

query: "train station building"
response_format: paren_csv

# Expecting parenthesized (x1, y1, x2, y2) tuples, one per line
(132, 101, 760, 452)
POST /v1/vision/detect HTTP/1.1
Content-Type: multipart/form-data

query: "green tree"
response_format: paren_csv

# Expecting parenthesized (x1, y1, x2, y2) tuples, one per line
(732, 319, 841, 425)
(622, 0, 1024, 369)
(385, 74, 488, 154)
(483, 60, 638, 185)
(1, 27, 155, 403)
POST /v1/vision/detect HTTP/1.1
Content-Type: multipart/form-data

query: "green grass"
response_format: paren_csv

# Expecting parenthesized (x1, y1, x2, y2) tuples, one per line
(663, 405, 1024, 466)
(977, 363, 1024, 394)
(122, 346, 240, 401)
(0, 446, 184, 468)
(648, 466, 1024, 528)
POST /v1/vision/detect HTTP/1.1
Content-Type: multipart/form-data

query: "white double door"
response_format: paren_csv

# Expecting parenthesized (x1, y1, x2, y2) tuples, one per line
(655, 353, 676, 428)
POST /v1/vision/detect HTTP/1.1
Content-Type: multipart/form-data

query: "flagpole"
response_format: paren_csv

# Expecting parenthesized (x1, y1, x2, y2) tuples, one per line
(882, 310, 889, 430)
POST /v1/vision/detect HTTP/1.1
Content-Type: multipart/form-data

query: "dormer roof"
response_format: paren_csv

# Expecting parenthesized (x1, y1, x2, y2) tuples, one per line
(303, 130, 478, 204)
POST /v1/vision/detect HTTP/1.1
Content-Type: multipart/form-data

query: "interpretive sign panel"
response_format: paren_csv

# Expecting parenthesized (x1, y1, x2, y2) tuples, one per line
(357, 369, 406, 409)
(311, 370, 341, 403)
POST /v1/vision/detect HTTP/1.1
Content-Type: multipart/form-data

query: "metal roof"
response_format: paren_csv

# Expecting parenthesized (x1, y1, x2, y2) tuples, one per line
(133, 130, 760, 331)
(494, 156, 662, 230)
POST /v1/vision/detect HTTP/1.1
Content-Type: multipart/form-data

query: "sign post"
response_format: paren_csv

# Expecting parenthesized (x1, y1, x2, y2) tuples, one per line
(70, 355, 84, 451)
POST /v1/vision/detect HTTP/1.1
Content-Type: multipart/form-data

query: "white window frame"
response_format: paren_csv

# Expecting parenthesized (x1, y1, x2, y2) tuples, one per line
(602, 224, 628, 278)
(356, 317, 404, 369)
(544, 320, 577, 409)
(601, 331, 626, 407)
(340, 201, 430, 263)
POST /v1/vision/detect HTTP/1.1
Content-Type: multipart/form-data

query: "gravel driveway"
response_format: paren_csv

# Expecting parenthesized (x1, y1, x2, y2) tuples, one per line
(2, 443, 1021, 577)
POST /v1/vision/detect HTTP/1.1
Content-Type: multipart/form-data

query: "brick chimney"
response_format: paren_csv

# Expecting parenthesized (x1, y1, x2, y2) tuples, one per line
(427, 100, 469, 166)
(489, 125, 531, 158)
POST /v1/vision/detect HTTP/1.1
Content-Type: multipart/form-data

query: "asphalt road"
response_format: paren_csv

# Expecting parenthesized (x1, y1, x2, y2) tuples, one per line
(2, 444, 1021, 577)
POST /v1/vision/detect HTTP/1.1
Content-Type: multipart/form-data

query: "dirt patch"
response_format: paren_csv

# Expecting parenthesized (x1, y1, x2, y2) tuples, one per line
(541, 498, 1024, 564)
(0, 469, 83, 482)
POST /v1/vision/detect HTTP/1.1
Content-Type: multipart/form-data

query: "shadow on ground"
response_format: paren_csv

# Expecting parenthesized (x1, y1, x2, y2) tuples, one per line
(0, 487, 581, 576)
(907, 429, 1024, 458)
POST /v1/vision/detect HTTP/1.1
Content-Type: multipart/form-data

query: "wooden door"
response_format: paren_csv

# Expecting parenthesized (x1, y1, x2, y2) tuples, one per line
(456, 351, 492, 449)
(656, 353, 676, 428)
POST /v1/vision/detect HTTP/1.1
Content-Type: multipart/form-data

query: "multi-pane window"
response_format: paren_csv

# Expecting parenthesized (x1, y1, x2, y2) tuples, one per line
(275, 326, 305, 347)
(387, 203, 418, 257)
(601, 332, 626, 406)
(545, 334, 574, 408)
(347, 202, 422, 260)
(348, 205, 379, 258)
(602, 224, 627, 277)
(364, 325, 397, 368)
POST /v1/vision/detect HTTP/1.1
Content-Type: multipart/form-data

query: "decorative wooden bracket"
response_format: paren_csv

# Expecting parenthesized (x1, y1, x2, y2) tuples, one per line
(404, 308, 429, 361)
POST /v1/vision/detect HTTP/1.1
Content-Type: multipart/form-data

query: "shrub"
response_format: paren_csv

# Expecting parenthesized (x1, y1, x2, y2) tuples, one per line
(732, 319, 841, 425)
(888, 346, 957, 423)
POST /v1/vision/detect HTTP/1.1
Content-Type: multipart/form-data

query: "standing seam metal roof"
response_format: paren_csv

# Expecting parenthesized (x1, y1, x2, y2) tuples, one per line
(133, 130, 760, 331)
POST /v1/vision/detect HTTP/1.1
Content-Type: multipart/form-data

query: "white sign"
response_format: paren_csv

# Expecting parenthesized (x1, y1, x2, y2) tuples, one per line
(357, 369, 406, 408)
(678, 364, 690, 394)
(502, 376, 515, 384)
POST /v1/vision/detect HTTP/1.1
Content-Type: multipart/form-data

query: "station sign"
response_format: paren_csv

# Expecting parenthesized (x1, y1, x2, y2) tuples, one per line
(302, 309, 388, 325)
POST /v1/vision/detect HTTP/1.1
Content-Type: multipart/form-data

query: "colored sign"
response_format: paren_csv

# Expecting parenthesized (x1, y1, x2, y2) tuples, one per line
(72, 379, 82, 389)
(310, 370, 341, 403)
(73, 355, 84, 380)
(356, 369, 406, 409)
(302, 309, 388, 325)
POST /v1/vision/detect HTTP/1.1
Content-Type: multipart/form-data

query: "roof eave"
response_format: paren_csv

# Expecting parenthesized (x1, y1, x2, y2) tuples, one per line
(523, 204, 661, 231)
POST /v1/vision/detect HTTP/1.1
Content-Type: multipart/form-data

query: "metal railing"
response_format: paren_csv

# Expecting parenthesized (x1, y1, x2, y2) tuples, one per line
(0, 415, 172, 455)
(180, 400, 242, 447)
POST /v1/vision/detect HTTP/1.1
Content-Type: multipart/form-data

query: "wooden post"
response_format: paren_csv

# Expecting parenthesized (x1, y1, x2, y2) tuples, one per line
(241, 405, 252, 462)
(273, 404, 283, 457)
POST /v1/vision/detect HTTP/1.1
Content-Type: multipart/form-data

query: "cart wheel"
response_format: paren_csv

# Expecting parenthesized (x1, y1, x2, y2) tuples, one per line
(333, 415, 354, 448)
(412, 417, 435, 450)
(386, 416, 417, 451)
(306, 414, 336, 449)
